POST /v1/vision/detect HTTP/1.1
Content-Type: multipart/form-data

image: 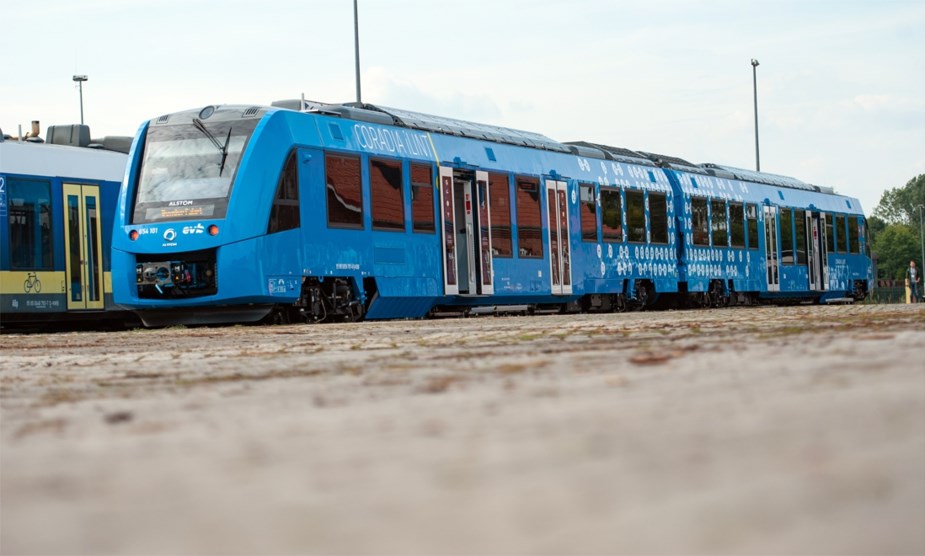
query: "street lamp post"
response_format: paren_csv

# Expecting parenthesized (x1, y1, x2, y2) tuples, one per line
(751, 59, 760, 172)
(919, 204, 924, 272)
(353, 0, 361, 104)
(73, 75, 88, 125)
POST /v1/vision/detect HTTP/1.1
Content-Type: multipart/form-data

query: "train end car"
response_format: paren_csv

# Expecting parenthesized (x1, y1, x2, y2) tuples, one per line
(0, 125, 137, 329)
(658, 160, 872, 305)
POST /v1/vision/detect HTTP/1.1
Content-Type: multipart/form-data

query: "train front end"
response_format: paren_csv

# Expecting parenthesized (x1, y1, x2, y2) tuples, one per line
(112, 105, 297, 326)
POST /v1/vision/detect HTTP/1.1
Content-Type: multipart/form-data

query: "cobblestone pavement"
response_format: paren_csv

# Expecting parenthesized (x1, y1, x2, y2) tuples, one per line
(2, 304, 924, 555)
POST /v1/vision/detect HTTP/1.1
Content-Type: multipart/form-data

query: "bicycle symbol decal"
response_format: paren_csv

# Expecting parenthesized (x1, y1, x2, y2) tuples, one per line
(23, 272, 42, 293)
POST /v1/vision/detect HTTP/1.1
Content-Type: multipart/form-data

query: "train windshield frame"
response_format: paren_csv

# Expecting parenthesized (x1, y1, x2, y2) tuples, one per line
(132, 118, 258, 223)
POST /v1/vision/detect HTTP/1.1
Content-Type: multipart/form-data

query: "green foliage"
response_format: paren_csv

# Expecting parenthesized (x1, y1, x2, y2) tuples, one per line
(870, 174, 925, 280)
(872, 224, 919, 280)
(867, 215, 887, 237)
(872, 174, 925, 225)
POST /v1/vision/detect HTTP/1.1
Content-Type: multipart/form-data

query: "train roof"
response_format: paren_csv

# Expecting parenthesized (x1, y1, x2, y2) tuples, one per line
(272, 98, 844, 199)
(277, 99, 572, 154)
(699, 163, 835, 194)
(564, 141, 656, 166)
(0, 140, 127, 182)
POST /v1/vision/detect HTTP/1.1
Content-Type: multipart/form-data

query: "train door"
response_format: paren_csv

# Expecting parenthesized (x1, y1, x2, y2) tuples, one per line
(806, 211, 827, 291)
(438, 167, 494, 296)
(546, 180, 572, 295)
(62, 183, 104, 310)
(763, 205, 780, 292)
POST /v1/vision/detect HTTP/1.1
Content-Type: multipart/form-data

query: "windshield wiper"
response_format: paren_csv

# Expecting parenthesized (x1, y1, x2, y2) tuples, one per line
(193, 118, 232, 176)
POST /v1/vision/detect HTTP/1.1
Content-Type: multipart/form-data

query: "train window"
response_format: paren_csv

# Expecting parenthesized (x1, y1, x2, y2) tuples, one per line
(848, 216, 860, 253)
(649, 192, 669, 244)
(711, 199, 728, 247)
(729, 202, 745, 247)
(410, 163, 435, 233)
(825, 214, 835, 253)
(369, 158, 404, 231)
(326, 154, 364, 229)
(267, 151, 300, 234)
(625, 190, 646, 243)
(600, 187, 623, 243)
(8, 178, 53, 270)
(780, 208, 794, 264)
(691, 197, 709, 246)
(794, 210, 807, 265)
(746, 204, 759, 249)
(579, 183, 598, 243)
(515, 176, 542, 258)
(133, 118, 258, 223)
(836, 214, 847, 253)
(489, 173, 512, 256)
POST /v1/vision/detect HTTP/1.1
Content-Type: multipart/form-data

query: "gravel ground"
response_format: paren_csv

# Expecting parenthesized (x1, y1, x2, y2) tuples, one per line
(1, 303, 924, 555)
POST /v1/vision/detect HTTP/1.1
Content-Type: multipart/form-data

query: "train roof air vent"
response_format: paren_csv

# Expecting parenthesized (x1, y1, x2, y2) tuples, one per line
(566, 141, 655, 166)
(157, 115, 170, 124)
(701, 163, 819, 192)
(638, 151, 707, 174)
(243, 106, 260, 117)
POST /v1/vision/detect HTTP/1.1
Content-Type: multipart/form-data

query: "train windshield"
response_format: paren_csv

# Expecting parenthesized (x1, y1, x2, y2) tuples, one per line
(132, 118, 258, 223)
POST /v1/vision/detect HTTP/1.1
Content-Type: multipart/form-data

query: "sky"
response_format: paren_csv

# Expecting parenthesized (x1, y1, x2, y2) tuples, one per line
(2, 0, 924, 214)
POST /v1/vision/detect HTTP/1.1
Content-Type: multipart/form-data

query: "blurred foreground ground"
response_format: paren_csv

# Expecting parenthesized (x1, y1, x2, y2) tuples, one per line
(2, 304, 924, 555)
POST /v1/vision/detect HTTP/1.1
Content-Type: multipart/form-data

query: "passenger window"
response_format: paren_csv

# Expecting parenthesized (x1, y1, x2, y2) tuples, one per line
(625, 189, 646, 243)
(579, 183, 598, 243)
(600, 187, 623, 243)
(267, 150, 300, 234)
(780, 208, 794, 264)
(515, 176, 542, 258)
(691, 197, 709, 246)
(8, 178, 54, 270)
(489, 172, 512, 256)
(746, 204, 759, 249)
(369, 158, 404, 231)
(825, 213, 835, 253)
(794, 210, 807, 264)
(410, 163, 435, 233)
(729, 202, 744, 248)
(836, 214, 847, 253)
(711, 199, 727, 247)
(326, 154, 363, 229)
(649, 192, 669, 244)
(848, 216, 859, 253)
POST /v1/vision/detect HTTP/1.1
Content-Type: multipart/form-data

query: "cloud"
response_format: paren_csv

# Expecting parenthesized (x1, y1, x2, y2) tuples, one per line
(363, 67, 502, 122)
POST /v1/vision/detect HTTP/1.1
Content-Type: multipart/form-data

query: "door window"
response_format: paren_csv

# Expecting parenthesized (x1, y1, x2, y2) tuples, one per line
(7, 179, 53, 270)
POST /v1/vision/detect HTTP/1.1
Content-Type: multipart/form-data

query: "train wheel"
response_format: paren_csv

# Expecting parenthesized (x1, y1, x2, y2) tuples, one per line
(633, 281, 648, 311)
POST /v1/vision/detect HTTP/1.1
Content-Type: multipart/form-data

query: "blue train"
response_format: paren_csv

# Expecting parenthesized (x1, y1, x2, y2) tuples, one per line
(111, 100, 872, 326)
(1, 124, 134, 327)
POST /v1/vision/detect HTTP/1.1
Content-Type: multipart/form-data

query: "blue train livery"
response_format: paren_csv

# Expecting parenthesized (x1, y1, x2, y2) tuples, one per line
(111, 100, 872, 326)
(0, 125, 134, 327)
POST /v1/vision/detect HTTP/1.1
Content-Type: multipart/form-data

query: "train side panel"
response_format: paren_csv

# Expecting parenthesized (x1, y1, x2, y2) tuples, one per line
(1, 141, 129, 326)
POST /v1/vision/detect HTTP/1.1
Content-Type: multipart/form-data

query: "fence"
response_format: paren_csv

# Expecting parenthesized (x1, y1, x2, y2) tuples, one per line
(868, 279, 913, 304)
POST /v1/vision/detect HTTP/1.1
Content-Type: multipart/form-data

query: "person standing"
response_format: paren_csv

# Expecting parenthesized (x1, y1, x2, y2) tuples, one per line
(907, 260, 921, 303)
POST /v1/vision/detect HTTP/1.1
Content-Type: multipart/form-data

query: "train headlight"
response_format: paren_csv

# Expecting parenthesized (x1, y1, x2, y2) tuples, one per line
(208, 225, 219, 236)
(129, 229, 139, 241)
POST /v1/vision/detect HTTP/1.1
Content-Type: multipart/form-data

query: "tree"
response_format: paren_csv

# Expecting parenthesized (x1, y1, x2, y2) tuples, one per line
(870, 174, 925, 280)
(872, 224, 919, 280)
(872, 174, 925, 225)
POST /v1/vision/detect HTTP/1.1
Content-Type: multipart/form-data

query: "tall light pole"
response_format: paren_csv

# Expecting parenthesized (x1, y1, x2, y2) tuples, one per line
(353, 0, 362, 104)
(919, 204, 924, 272)
(73, 74, 88, 125)
(751, 59, 760, 172)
